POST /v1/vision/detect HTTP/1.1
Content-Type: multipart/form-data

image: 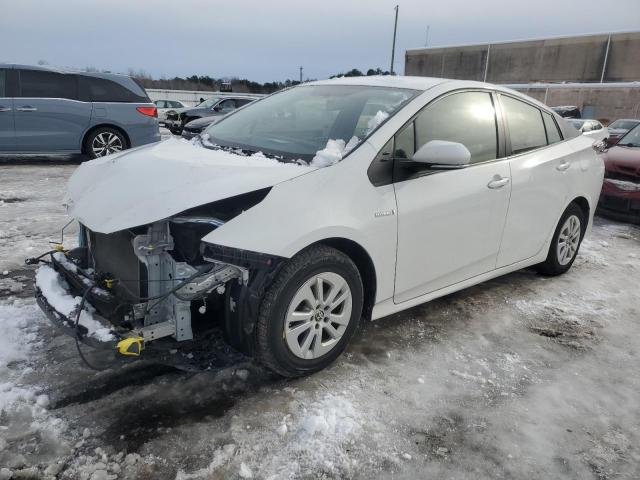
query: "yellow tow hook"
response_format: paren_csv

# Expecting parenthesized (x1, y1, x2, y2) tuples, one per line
(116, 337, 145, 357)
(53, 243, 68, 254)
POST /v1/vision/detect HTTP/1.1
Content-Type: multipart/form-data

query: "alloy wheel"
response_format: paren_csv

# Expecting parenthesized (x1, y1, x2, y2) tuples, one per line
(284, 272, 353, 360)
(557, 214, 581, 265)
(92, 132, 123, 157)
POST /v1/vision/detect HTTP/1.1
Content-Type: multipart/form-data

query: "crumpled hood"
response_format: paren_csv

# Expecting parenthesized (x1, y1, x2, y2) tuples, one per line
(65, 138, 314, 233)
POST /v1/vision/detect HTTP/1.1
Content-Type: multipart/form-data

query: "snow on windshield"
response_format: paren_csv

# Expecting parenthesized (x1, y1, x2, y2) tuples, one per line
(192, 107, 393, 169)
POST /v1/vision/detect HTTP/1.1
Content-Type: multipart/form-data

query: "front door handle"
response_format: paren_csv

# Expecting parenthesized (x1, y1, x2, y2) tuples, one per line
(557, 161, 570, 171)
(487, 176, 510, 189)
(16, 106, 37, 112)
(0, 106, 11, 112)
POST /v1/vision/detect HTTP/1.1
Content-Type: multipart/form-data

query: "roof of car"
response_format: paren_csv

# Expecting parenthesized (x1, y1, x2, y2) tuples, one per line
(1, 63, 133, 80)
(308, 75, 449, 91)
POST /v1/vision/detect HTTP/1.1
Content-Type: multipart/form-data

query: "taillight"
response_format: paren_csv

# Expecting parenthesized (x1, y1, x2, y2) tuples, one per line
(136, 106, 157, 118)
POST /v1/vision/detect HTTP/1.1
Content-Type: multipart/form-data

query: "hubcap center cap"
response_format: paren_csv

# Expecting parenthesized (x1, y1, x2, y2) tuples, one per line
(314, 309, 325, 321)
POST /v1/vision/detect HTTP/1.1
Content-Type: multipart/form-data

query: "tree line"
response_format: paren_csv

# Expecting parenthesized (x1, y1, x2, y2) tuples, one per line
(126, 67, 393, 94)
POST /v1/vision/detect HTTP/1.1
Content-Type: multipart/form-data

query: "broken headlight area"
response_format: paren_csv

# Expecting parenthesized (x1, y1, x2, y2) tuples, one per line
(79, 218, 245, 340)
(32, 187, 284, 367)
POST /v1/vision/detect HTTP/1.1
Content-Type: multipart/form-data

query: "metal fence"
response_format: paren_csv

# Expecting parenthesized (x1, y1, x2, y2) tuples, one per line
(146, 88, 266, 107)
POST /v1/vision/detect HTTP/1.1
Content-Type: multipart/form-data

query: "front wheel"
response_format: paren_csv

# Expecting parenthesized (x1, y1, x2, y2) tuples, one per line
(535, 203, 586, 276)
(255, 245, 363, 377)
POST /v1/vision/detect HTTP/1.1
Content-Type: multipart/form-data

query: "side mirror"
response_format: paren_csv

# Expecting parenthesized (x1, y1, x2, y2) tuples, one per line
(412, 140, 471, 169)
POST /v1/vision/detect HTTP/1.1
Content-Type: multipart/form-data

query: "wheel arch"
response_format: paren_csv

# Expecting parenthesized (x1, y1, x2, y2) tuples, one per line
(570, 195, 591, 222)
(305, 237, 378, 321)
(81, 124, 131, 154)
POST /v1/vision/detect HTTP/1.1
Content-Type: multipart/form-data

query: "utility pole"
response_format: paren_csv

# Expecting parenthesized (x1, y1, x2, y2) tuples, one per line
(299, 66, 303, 84)
(425, 25, 430, 47)
(390, 5, 399, 74)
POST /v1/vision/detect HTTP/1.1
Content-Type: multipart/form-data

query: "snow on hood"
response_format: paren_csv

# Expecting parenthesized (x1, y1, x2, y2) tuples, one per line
(65, 138, 315, 233)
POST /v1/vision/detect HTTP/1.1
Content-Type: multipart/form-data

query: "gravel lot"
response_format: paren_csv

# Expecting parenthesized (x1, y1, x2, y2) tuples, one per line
(1, 155, 639, 480)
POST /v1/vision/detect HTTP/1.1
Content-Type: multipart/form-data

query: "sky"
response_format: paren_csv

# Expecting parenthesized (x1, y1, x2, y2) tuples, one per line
(1, 0, 638, 83)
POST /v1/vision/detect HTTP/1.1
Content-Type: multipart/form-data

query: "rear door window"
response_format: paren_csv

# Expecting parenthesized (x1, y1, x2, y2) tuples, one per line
(217, 99, 237, 112)
(18, 69, 77, 99)
(542, 111, 563, 144)
(501, 96, 547, 154)
(0, 70, 5, 97)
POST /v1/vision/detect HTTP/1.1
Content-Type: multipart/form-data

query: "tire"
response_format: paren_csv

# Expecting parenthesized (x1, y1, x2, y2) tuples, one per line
(84, 127, 127, 159)
(535, 203, 586, 276)
(255, 245, 363, 378)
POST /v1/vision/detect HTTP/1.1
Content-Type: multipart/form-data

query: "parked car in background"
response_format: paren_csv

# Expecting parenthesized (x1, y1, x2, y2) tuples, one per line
(607, 119, 640, 143)
(0, 64, 160, 158)
(165, 96, 258, 134)
(552, 106, 581, 119)
(35, 76, 603, 377)
(599, 123, 640, 223)
(181, 115, 224, 140)
(569, 119, 609, 141)
(154, 99, 186, 125)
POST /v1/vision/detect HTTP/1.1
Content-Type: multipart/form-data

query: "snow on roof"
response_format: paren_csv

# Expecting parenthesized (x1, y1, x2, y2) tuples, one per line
(308, 75, 448, 91)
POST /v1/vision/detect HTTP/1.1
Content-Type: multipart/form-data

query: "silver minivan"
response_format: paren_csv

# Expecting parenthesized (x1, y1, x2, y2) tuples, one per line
(0, 64, 160, 158)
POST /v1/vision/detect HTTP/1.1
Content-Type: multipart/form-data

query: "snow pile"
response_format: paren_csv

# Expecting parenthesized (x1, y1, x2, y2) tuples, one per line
(296, 393, 360, 440)
(35, 265, 115, 342)
(0, 300, 66, 450)
(176, 392, 367, 479)
(310, 137, 359, 167)
(175, 444, 237, 480)
(365, 110, 390, 136)
(575, 238, 609, 267)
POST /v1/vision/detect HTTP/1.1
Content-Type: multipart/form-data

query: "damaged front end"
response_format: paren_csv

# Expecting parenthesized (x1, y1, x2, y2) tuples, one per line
(32, 192, 284, 368)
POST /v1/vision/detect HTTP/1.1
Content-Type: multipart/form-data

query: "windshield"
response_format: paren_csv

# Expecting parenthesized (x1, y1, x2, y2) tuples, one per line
(618, 124, 640, 147)
(197, 97, 221, 108)
(609, 120, 639, 130)
(570, 120, 585, 129)
(202, 85, 419, 162)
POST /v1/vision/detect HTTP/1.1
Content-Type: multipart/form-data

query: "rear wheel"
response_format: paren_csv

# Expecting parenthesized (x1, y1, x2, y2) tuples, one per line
(84, 127, 127, 159)
(535, 203, 586, 276)
(255, 245, 363, 377)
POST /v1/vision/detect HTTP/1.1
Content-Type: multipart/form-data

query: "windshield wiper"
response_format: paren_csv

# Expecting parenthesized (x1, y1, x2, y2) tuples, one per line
(618, 143, 640, 148)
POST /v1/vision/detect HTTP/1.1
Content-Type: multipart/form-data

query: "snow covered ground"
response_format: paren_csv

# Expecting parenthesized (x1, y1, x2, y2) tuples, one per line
(0, 160, 639, 479)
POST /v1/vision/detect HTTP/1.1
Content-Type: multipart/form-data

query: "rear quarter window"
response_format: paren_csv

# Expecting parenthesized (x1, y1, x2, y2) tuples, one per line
(542, 111, 563, 144)
(78, 76, 149, 103)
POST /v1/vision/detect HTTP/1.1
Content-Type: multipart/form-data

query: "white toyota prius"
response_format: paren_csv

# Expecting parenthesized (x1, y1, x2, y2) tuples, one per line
(34, 76, 604, 377)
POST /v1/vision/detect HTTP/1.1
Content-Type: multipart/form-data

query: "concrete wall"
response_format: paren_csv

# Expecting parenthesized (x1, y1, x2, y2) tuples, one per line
(513, 85, 640, 124)
(405, 31, 640, 83)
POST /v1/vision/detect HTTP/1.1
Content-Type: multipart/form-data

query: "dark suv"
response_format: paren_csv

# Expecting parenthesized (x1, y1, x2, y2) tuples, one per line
(165, 96, 258, 134)
(0, 64, 160, 158)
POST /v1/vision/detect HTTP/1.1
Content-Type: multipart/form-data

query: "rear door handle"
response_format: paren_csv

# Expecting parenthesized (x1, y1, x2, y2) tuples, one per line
(487, 176, 510, 189)
(0, 106, 11, 112)
(557, 161, 570, 171)
(16, 106, 37, 112)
